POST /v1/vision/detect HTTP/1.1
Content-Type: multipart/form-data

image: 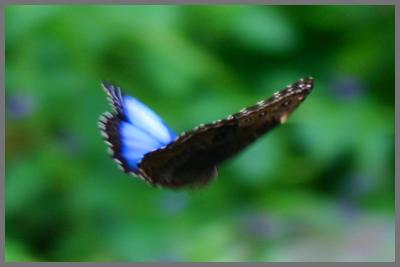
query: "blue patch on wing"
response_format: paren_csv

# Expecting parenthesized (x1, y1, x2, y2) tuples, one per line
(120, 96, 177, 170)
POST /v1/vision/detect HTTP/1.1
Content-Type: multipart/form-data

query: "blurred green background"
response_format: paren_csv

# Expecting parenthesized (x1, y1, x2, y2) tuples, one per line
(5, 5, 394, 262)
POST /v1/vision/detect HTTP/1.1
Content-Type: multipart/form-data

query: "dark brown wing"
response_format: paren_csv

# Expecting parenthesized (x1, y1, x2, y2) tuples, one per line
(139, 77, 314, 188)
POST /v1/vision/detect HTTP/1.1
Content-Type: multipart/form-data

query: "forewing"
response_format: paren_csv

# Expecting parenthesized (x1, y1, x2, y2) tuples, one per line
(139, 77, 314, 188)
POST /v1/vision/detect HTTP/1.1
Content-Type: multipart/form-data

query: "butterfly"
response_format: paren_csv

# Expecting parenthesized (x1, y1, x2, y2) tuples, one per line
(99, 77, 314, 189)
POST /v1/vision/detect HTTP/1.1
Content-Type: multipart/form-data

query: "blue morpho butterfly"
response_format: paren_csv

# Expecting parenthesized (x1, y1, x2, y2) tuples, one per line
(99, 77, 314, 189)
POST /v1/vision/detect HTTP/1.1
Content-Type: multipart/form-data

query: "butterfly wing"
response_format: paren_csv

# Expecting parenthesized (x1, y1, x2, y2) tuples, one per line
(98, 82, 177, 179)
(139, 77, 314, 188)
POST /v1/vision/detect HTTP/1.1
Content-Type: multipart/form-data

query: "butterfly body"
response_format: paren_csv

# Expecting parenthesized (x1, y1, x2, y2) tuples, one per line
(99, 77, 314, 189)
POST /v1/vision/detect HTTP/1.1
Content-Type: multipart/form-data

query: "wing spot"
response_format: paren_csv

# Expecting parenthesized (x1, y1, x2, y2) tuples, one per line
(273, 94, 280, 100)
(280, 113, 289, 124)
(104, 112, 112, 118)
(99, 116, 109, 123)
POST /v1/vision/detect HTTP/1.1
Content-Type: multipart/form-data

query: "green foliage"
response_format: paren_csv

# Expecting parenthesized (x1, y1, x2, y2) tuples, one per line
(5, 5, 394, 262)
